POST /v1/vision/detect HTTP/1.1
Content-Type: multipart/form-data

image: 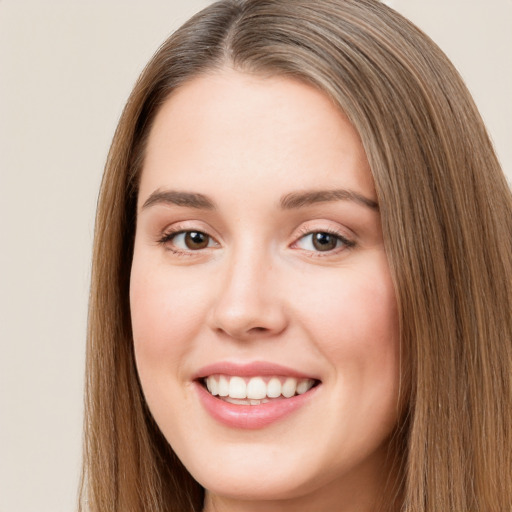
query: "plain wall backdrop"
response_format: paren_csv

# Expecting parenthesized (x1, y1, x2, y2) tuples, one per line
(0, 1, 510, 511)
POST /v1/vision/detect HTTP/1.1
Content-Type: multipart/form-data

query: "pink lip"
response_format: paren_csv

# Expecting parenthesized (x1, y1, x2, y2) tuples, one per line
(192, 361, 321, 430)
(195, 381, 320, 429)
(193, 361, 319, 380)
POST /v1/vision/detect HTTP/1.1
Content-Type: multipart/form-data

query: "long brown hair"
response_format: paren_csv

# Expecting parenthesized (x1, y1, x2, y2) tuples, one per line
(79, 1, 512, 510)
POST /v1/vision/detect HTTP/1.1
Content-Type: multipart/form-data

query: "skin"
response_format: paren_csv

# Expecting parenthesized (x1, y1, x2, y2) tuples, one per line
(130, 68, 400, 512)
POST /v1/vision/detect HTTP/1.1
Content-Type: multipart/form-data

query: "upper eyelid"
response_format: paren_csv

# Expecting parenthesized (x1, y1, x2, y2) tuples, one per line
(159, 221, 220, 240)
(293, 222, 355, 241)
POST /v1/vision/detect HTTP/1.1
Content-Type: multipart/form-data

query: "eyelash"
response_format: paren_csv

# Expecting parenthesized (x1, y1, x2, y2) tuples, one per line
(157, 226, 356, 257)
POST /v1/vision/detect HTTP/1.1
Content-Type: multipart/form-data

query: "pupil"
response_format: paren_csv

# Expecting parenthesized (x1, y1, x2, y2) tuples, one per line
(185, 231, 208, 249)
(313, 232, 337, 251)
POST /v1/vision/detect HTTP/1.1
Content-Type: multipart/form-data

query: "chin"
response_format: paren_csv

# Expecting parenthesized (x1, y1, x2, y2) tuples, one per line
(193, 460, 321, 502)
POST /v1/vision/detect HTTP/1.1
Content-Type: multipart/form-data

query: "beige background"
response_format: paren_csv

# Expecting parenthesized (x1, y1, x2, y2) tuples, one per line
(0, 1, 510, 511)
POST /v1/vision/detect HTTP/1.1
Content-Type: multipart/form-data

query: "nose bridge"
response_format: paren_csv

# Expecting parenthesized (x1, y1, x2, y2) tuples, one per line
(210, 237, 286, 339)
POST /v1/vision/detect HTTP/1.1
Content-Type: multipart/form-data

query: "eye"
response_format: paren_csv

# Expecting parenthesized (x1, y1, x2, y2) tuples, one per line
(159, 230, 217, 252)
(294, 231, 354, 253)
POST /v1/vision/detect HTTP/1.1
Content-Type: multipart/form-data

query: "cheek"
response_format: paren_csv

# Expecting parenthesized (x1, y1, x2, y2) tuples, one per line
(129, 258, 205, 382)
(306, 258, 400, 446)
(129, 258, 213, 443)
(293, 255, 399, 385)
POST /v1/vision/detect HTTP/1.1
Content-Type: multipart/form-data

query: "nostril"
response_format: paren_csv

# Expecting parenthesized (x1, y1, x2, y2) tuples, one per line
(250, 327, 267, 333)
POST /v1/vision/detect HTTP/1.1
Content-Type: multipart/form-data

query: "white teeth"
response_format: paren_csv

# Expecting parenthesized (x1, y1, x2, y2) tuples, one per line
(205, 377, 216, 395)
(204, 375, 316, 401)
(282, 377, 298, 398)
(224, 397, 249, 405)
(250, 399, 266, 405)
(218, 375, 229, 397)
(267, 377, 282, 398)
(297, 378, 314, 395)
(246, 377, 267, 399)
(224, 397, 270, 406)
(228, 376, 247, 399)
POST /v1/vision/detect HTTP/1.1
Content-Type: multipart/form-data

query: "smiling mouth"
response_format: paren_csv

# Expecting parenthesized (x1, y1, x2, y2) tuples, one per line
(201, 375, 320, 406)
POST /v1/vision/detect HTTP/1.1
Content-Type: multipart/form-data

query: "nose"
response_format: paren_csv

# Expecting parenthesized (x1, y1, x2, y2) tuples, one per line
(208, 247, 288, 340)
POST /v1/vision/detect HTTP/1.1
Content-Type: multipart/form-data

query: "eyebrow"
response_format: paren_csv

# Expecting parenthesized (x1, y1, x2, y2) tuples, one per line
(141, 190, 216, 210)
(280, 189, 379, 211)
(141, 187, 378, 212)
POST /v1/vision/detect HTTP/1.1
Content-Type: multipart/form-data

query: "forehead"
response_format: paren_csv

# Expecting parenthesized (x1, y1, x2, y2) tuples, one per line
(139, 68, 374, 206)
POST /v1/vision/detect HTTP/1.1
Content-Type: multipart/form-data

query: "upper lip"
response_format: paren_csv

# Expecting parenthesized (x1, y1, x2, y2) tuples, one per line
(192, 361, 320, 381)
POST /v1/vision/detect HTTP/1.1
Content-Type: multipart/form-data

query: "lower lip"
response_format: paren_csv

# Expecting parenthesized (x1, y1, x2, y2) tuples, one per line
(195, 381, 320, 429)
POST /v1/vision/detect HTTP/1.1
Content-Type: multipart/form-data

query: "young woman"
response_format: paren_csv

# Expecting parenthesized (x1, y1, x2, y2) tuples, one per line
(79, 1, 512, 511)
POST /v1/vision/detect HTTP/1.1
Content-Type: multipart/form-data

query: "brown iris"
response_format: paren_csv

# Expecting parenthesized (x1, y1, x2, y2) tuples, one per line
(184, 231, 210, 250)
(312, 232, 338, 251)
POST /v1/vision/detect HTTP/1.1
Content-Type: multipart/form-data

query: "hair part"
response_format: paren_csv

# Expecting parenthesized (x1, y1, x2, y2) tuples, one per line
(80, 1, 512, 510)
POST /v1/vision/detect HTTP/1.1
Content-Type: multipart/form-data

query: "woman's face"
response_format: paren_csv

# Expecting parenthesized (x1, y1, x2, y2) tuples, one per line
(130, 69, 400, 510)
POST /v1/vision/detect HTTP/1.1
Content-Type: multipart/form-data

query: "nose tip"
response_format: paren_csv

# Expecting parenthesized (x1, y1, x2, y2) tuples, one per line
(209, 260, 288, 340)
(211, 303, 286, 340)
